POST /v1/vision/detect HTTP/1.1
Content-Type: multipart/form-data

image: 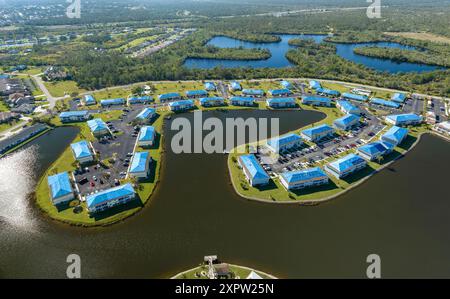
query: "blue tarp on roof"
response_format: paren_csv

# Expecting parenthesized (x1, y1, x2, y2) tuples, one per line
(158, 93, 181, 100)
(302, 95, 332, 105)
(47, 172, 72, 199)
(204, 82, 216, 91)
(301, 124, 334, 138)
(59, 110, 89, 118)
(382, 126, 408, 144)
(391, 93, 407, 103)
(358, 141, 391, 157)
(100, 98, 125, 106)
(386, 113, 422, 124)
(87, 118, 108, 133)
(370, 98, 400, 108)
(136, 107, 156, 120)
(239, 154, 269, 181)
(269, 88, 292, 96)
(168, 99, 194, 108)
(281, 167, 328, 184)
(280, 80, 293, 89)
(267, 133, 302, 152)
(129, 152, 150, 173)
(309, 80, 322, 89)
(334, 114, 360, 128)
(84, 95, 96, 104)
(342, 93, 368, 102)
(327, 154, 365, 173)
(86, 183, 135, 208)
(230, 81, 241, 90)
(199, 97, 224, 105)
(138, 126, 155, 142)
(337, 100, 360, 114)
(186, 90, 208, 97)
(70, 140, 92, 159)
(242, 89, 264, 96)
(230, 96, 254, 103)
(316, 87, 340, 97)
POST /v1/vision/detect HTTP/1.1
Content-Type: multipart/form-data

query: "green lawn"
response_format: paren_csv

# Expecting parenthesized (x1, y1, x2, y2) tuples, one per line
(44, 80, 86, 97)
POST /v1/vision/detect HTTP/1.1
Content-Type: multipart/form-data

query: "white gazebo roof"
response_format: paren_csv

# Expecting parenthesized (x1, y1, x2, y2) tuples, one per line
(246, 271, 263, 279)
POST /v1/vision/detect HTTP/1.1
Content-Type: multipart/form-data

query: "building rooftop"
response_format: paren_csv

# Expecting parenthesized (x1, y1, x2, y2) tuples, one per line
(342, 92, 368, 102)
(100, 98, 125, 105)
(158, 92, 181, 100)
(70, 140, 92, 159)
(316, 87, 340, 96)
(239, 154, 270, 181)
(47, 172, 73, 199)
(267, 97, 296, 104)
(358, 141, 393, 156)
(168, 99, 194, 108)
(281, 167, 328, 184)
(230, 96, 254, 102)
(267, 133, 302, 152)
(280, 80, 293, 89)
(87, 118, 108, 133)
(230, 81, 241, 89)
(138, 126, 156, 142)
(129, 151, 150, 173)
(128, 95, 153, 103)
(136, 107, 156, 120)
(337, 100, 359, 113)
(382, 126, 408, 144)
(302, 95, 332, 104)
(301, 124, 334, 138)
(391, 93, 407, 103)
(84, 94, 96, 104)
(204, 82, 216, 90)
(370, 98, 400, 108)
(334, 114, 360, 127)
(309, 80, 322, 89)
(86, 183, 135, 209)
(59, 110, 89, 118)
(327, 153, 365, 173)
(185, 90, 208, 97)
(242, 89, 264, 95)
(269, 88, 292, 95)
(386, 113, 422, 124)
(199, 97, 224, 104)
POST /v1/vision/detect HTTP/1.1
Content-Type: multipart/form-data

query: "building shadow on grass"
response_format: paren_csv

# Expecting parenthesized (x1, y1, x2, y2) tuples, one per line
(91, 196, 143, 221)
(397, 135, 418, 151)
(253, 180, 279, 192)
(340, 164, 376, 184)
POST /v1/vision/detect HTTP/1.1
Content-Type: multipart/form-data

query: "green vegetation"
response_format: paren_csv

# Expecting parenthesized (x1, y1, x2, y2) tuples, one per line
(43, 80, 86, 97)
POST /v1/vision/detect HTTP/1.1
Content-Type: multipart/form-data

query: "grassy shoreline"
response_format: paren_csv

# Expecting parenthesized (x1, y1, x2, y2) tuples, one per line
(171, 263, 277, 279)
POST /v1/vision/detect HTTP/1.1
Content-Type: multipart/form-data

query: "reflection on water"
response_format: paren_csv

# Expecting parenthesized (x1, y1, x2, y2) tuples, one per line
(0, 146, 39, 228)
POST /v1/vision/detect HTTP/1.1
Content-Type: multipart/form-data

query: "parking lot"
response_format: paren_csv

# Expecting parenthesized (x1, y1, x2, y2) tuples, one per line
(73, 104, 153, 197)
(403, 97, 424, 115)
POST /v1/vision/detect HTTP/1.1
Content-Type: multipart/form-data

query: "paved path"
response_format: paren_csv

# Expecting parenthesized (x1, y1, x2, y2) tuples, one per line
(30, 73, 67, 109)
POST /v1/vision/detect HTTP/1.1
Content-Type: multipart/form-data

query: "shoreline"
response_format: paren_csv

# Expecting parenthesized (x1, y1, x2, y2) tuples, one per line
(227, 131, 432, 205)
(171, 263, 278, 279)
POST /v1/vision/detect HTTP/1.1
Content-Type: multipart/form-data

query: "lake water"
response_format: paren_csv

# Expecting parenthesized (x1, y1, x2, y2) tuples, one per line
(184, 34, 442, 73)
(0, 111, 449, 278)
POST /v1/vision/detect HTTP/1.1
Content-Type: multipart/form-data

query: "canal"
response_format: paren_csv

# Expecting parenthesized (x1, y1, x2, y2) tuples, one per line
(0, 110, 449, 278)
(184, 34, 443, 73)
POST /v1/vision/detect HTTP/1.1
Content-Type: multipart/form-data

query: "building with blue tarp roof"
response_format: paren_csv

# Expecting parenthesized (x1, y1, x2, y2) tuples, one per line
(47, 172, 74, 205)
(357, 141, 394, 161)
(229, 81, 242, 91)
(83, 94, 96, 106)
(266, 97, 296, 108)
(302, 95, 332, 107)
(342, 93, 368, 102)
(158, 92, 181, 102)
(86, 183, 136, 214)
(333, 114, 360, 131)
(381, 126, 408, 145)
(199, 97, 225, 107)
(229, 96, 255, 107)
(391, 93, 407, 103)
(385, 113, 422, 126)
(268, 88, 292, 97)
(128, 151, 152, 179)
(70, 140, 94, 163)
(204, 82, 216, 91)
(87, 118, 110, 137)
(138, 126, 156, 147)
(280, 167, 329, 191)
(186, 90, 208, 98)
(136, 107, 156, 123)
(238, 154, 270, 186)
(100, 98, 125, 107)
(316, 87, 340, 97)
(59, 110, 90, 123)
(325, 153, 367, 179)
(280, 80, 293, 89)
(301, 124, 334, 142)
(309, 80, 322, 89)
(168, 100, 195, 112)
(370, 98, 400, 109)
(127, 95, 153, 105)
(266, 133, 303, 153)
(336, 100, 361, 115)
(242, 89, 264, 98)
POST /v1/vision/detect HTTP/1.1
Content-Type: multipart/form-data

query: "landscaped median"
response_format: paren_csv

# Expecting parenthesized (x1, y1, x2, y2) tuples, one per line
(228, 105, 430, 204)
(34, 108, 167, 227)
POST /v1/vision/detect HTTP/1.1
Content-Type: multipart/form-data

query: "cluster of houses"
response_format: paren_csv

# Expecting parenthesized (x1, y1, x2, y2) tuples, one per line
(0, 76, 36, 114)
